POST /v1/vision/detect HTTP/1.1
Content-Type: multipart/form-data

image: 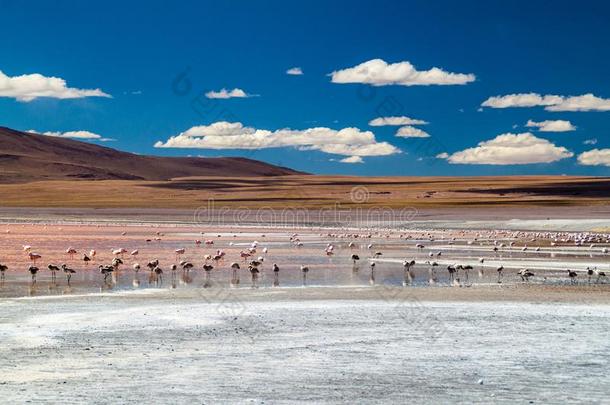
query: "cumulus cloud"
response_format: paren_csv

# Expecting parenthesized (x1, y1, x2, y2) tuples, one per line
(546, 94, 610, 112)
(154, 121, 400, 158)
(330, 59, 475, 86)
(368, 116, 428, 126)
(204, 88, 254, 99)
(578, 149, 610, 166)
(482, 93, 610, 112)
(27, 130, 114, 141)
(339, 156, 364, 164)
(286, 67, 303, 75)
(436, 152, 449, 159)
(525, 119, 576, 132)
(439, 133, 573, 165)
(395, 125, 430, 138)
(0, 70, 110, 102)
(584, 138, 598, 145)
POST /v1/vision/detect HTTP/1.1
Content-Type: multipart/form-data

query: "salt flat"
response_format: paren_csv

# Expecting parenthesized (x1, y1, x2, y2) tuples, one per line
(0, 290, 608, 404)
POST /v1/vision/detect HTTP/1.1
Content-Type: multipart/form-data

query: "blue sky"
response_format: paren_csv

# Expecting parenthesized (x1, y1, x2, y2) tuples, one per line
(1, 0, 610, 175)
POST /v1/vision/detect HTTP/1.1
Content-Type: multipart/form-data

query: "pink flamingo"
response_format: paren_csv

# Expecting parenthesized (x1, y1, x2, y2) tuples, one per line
(28, 252, 41, 264)
(66, 247, 77, 260)
(240, 251, 251, 262)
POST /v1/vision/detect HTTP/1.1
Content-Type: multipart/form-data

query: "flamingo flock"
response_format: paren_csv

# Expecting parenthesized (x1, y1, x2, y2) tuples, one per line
(1, 227, 609, 294)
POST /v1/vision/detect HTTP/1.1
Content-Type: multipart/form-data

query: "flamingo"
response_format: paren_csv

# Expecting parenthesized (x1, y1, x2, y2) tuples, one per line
(0, 263, 7, 281)
(587, 267, 594, 284)
(272, 263, 280, 287)
(28, 265, 39, 283)
(496, 265, 504, 283)
(462, 264, 473, 283)
(23, 245, 32, 252)
(351, 254, 360, 268)
(147, 259, 159, 271)
(89, 249, 96, 259)
(61, 264, 76, 285)
(403, 260, 415, 285)
(28, 252, 41, 264)
(249, 265, 260, 288)
(175, 248, 185, 261)
(230, 262, 240, 286)
(301, 265, 309, 285)
(594, 268, 607, 284)
(427, 261, 438, 284)
(447, 265, 457, 282)
(154, 266, 163, 284)
(112, 248, 127, 258)
(66, 247, 77, 260)
(567, 270, 578, 284)
(82, 253, 91, 265)
(182, 262, 194, 272)
(47, 264, 60, 282)
(518, 268, 534, 282)
(240, 251, 251, 262)
(130, 249, 139, 258)
(99, 265, 114, 282)
(369, 262, 376, 285)
(132, 263, 141, 287)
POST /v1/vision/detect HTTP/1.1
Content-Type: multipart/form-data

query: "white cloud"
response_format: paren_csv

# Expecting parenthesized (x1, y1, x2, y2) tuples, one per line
(482, 93, 610, 112)
(368, 116, 428, 126)
(546, 94, 610, 112)
(482, 93, 562, 108)
(578, 149, 610, 166)
(330, 59, 475, 86)
(204, 88, 254, 99)
(436, 152, 449, 159)
(286, 67, 303, 75)
(27, 130, 113, 141)
(154, 121, 400, 158)
(339, 156, 364, 164)
(0, 70, 110, 102)
(584, 138, 598, 145)
(396, 125, 430, 138)
(525, 119, 576, 132)
(440, 132, 573, 165)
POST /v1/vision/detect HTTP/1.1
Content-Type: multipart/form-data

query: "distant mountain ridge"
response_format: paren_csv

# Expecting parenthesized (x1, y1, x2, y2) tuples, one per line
(0, 126, 303, 182)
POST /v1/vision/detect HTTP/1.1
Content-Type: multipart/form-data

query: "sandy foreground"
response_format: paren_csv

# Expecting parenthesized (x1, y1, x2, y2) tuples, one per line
(1, 211, 610, 403)
(0, 288, 609, 404)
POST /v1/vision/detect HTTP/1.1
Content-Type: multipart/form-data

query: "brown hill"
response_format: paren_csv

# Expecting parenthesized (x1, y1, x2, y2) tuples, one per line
(0, 126, 303, 182)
